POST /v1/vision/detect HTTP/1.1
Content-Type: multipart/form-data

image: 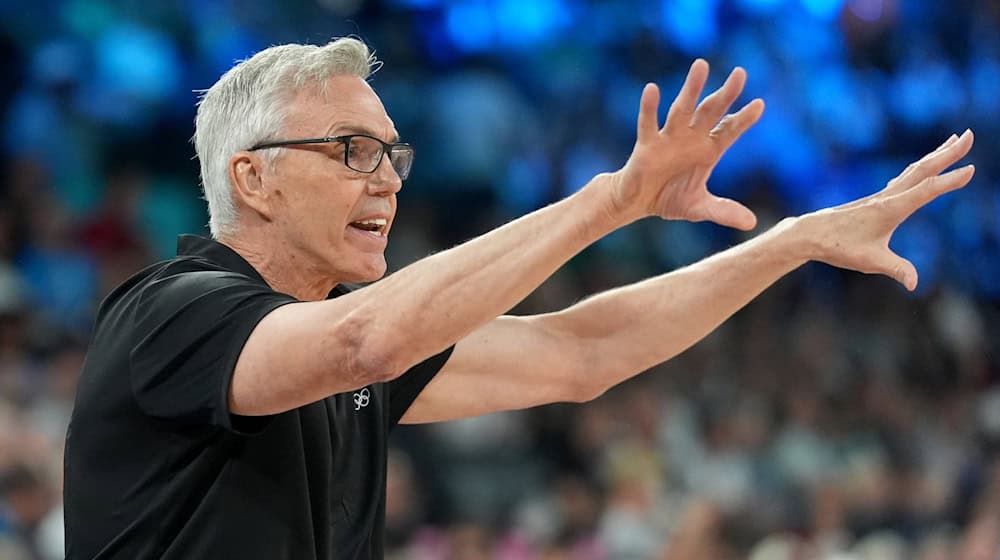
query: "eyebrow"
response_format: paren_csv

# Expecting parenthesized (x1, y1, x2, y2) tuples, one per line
(329, 123, 400, 143)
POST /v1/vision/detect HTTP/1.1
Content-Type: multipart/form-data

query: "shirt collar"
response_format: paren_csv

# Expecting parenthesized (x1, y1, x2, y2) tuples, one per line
(176, 234, 269, 285)
(176, 235, 351, 299)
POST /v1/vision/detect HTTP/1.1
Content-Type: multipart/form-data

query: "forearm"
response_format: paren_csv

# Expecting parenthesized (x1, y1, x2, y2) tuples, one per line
(546, 218, 809, 391)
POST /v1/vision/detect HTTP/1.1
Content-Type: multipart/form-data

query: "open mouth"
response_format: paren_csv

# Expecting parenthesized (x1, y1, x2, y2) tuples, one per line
(348, 218, 388, 237)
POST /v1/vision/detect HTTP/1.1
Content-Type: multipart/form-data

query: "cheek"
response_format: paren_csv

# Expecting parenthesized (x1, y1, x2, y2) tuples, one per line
(273, 161, 364, 239)
(309, 189, 364, 244)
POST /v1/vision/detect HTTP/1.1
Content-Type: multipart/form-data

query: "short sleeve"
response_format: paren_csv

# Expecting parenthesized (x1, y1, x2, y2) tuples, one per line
(129, 270, 297, 433)
(386, 345, 454, 427)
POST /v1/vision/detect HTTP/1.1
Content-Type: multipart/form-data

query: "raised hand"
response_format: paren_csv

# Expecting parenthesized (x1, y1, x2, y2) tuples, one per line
(798, 130, 975, 291)
(609, 59, 766, 230)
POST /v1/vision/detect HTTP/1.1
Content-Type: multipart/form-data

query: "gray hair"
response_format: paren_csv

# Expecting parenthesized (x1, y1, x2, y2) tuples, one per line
(193, 37, 379, 238)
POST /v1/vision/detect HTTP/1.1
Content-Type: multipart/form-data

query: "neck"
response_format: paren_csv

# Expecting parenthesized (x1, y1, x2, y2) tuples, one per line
(220, 235, 336, 302)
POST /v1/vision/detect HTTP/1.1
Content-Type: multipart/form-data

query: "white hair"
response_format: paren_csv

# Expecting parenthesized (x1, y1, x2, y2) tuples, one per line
(193, 37, 379, 238)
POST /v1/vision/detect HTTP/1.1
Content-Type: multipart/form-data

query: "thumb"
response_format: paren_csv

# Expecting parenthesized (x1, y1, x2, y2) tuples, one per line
(701, 195, 757, 231)
(879, 249, 918, 291)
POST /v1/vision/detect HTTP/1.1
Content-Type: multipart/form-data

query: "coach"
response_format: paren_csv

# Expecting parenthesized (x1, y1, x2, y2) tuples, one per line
(63, 38, 974, 559)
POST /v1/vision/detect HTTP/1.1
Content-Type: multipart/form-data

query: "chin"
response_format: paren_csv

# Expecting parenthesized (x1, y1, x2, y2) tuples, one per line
(340, 255, 388, 284)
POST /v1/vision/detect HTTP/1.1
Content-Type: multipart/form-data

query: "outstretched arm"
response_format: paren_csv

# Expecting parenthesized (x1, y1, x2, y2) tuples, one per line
(402, 131, 974, 423)
(231, 60, 763, 415)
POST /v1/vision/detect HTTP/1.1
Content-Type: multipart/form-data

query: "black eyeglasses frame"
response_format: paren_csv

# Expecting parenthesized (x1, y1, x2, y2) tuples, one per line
(248, 134, 414, 179)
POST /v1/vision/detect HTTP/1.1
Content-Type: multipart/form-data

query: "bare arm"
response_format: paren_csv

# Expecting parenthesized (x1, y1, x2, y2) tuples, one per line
(403, 131, 975, 423)
(231, 183, 617, 415)
(231, 60, 765, 415)
(402, 223, 800, 423)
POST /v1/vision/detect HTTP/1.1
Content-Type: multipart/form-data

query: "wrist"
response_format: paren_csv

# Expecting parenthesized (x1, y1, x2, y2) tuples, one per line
(764, 216, 816, 267)
(586, 171, 647, 229)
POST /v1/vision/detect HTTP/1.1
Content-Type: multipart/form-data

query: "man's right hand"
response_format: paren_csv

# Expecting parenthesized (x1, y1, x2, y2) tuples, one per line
(605, 59, 766, 230)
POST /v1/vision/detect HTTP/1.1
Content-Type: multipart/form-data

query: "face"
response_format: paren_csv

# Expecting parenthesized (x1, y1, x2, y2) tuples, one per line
(258, 76, 403, 284)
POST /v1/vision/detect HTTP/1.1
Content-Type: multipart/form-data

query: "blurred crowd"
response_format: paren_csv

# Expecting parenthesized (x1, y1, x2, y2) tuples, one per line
(1, 0, 999, 558)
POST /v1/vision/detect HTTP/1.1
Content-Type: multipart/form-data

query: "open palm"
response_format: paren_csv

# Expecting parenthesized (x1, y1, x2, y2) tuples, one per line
(611, 59, 766, 230)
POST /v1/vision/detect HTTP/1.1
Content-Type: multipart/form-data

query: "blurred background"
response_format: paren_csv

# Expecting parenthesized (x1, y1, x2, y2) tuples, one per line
(0, 0, 999, 558)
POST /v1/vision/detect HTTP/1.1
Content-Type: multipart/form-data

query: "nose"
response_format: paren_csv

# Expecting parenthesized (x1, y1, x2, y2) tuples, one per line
(367, 154, 403, 197)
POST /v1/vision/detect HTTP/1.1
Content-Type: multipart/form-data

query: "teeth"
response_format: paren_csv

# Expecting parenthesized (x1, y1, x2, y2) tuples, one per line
(351, 217, 387, 237)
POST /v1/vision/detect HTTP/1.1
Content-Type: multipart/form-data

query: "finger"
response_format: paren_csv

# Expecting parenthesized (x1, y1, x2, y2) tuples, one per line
(710, 98, 765, 152)
(691, 67, 748, 131)
(878, 133, 958, 199)
(836, 131, 969, 213)
(935, 132, 960, 153)
(889, 164, 975, 218)
(636, 83, 661, 143)
(697, 194, 758, 231)
(665, 59, 710, 127)
(887, 131, 965, 192)
(877, 249, 918, 291)
(886, 129, 974, 194)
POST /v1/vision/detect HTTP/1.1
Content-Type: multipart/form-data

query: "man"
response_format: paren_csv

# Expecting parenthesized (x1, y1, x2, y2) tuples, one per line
(63, 37, 975, 559)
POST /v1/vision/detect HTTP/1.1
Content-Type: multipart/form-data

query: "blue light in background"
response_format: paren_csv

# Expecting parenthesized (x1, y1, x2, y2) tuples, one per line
(800, 0, 844, 20)
(891, 219, 942, 294)
(88, 22, 181, 122)
(659, 0, 719, 55)
(604, 76, 647, 133)
(500, 154, 552, 213)
(719, 28, 777, 85)
(890, 58, 965, 128)
(561, 142, 615, 198)
(446, 2, 495, 53)
(948, 193, 986, 252)
(807, 164, 879, 212)
(728, 103, 822, 211)
(446, 0, 569, 53)
(772, 10, 843, 63)
(968, 56, 1000, 120)
(94, 23, 179, 103)
(495, 0, 569, 48)
(735, 0, 788, 16)
(804, 66, 886, 150)
(188, 0, 266, 83)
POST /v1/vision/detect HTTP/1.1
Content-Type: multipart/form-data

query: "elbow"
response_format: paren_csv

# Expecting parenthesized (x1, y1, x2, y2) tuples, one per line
(567, 384, 605, 404)
(567, 371, 611, 403)
(540, 318, 613, 404)
(340, 313, 408, 387)
(564, 344, 613, 404)
(350, 345, 405, 385)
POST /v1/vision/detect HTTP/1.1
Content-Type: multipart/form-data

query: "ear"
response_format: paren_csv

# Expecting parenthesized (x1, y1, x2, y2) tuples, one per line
(229, 151, 274, 222)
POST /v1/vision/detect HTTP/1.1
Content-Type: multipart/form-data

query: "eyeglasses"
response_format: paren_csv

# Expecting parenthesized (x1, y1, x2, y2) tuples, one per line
(249, 134, 414, 180)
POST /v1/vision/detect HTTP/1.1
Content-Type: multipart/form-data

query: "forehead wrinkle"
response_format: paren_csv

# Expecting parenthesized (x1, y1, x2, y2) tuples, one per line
(326, 122, 400, 143)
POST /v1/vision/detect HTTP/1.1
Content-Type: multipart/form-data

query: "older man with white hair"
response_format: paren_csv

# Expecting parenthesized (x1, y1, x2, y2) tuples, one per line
(63, 37, 974, 559)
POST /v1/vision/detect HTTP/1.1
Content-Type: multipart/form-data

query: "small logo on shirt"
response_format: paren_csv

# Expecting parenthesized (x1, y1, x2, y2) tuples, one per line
(353, 387, 371, 411)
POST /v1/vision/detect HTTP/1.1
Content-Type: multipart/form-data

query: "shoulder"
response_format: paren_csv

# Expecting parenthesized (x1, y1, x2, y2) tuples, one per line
(99, 256, 284, 322)
(142, 261, 264, 302)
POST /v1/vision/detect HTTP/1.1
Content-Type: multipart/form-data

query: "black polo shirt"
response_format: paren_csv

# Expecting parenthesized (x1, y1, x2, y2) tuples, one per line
(64, 235, 453, 559)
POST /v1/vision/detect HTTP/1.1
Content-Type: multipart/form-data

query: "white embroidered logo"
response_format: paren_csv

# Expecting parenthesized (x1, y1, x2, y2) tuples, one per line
(353, 387, 371, 411)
